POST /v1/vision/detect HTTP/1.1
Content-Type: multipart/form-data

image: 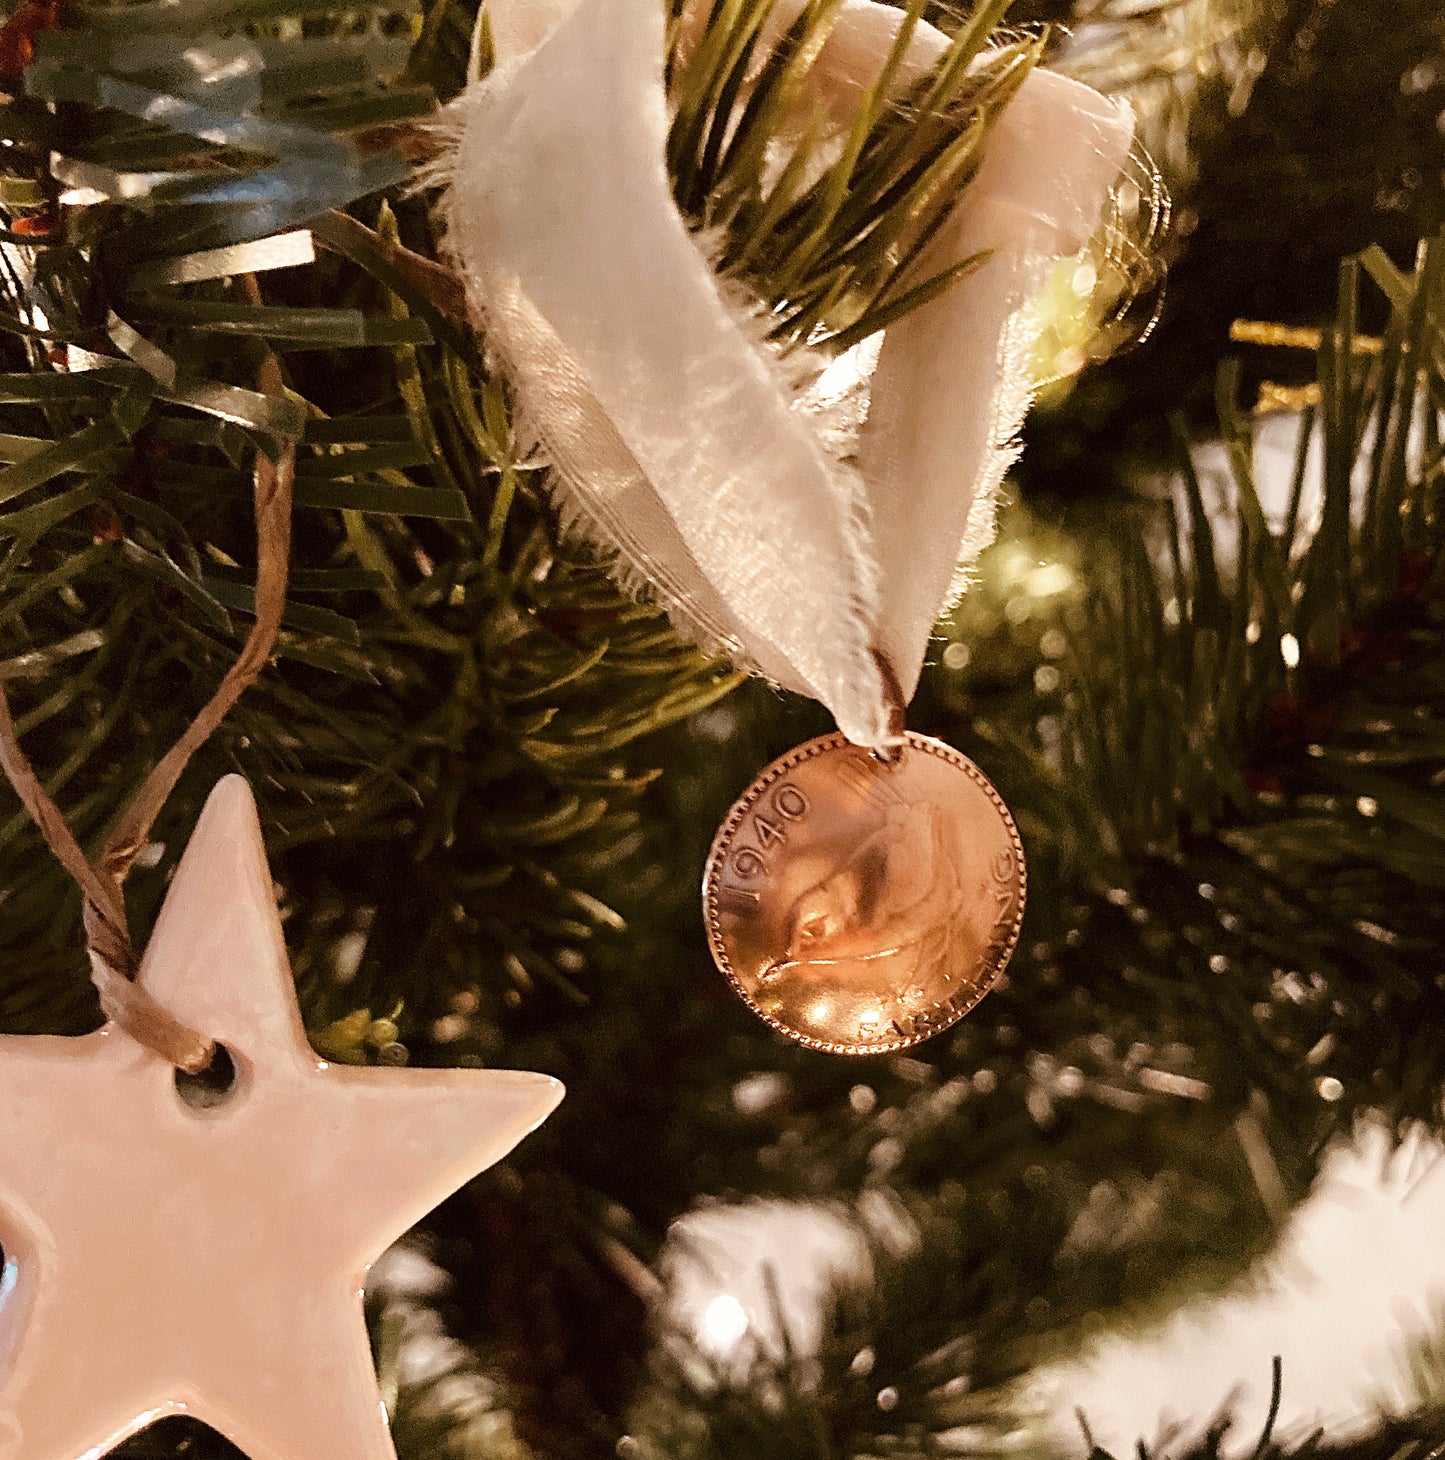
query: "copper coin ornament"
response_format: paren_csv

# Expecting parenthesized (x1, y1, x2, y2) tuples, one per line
(703, 732, 1026, 1055)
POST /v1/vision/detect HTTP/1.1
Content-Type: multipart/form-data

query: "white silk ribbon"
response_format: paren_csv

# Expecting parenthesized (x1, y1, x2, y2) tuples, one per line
(438, 0, 1133, 746)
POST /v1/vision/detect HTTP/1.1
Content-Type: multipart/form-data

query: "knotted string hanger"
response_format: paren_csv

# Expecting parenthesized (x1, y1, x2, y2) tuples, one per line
(0, 279, 295, 1074)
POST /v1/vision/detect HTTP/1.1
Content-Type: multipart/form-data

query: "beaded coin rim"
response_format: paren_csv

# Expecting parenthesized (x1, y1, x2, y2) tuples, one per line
(702, 731, 1026, 1056)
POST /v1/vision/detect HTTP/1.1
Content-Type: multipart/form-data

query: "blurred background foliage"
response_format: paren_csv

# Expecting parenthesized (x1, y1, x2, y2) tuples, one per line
(1016, 0, 1445, 492)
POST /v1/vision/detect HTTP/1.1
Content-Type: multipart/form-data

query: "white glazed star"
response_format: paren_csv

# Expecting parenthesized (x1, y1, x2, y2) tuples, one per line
(0, 776, 563, 1460)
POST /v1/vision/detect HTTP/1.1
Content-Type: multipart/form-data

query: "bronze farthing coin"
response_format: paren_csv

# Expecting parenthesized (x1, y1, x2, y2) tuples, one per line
(703, 732, 1025, 1055)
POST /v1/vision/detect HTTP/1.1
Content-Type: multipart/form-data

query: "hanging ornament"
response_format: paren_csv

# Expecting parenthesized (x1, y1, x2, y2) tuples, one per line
(434, 0, 1138, 1050)
(0, 319, 562, 1455)
(705, 731, 1025, 1055)
(0, 777, 562, 1460)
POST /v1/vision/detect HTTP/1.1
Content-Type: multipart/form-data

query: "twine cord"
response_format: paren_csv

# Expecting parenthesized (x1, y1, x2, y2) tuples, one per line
(0, 291, 294, 1072)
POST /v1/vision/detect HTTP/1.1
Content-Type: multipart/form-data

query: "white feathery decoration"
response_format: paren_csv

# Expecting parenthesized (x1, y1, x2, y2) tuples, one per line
(435, 0, 1134, 746)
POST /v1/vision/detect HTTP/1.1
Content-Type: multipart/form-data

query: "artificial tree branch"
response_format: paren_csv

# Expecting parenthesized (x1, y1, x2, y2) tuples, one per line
(0, 282, 295, 1072)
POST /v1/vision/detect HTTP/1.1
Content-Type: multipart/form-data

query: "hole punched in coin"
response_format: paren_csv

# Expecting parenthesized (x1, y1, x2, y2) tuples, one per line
(174, 1041, 240, 1112)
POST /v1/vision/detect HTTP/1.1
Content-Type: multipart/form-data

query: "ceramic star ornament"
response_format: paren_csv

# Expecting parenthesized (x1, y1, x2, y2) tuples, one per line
(0, 776, 563, 1460)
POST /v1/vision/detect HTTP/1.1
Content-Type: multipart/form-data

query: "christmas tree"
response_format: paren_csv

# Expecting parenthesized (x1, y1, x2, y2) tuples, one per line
(0, 0, 1442, 1457)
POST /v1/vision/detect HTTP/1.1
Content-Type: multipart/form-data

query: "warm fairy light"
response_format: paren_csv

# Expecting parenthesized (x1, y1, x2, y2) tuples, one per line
(997, 544, 1032, 583)
(1049, 344, 1088, 379)
(700, 1294, 749, 1354)
(1027, 562, 1075, 597)
(731, 1071, 786, 1116)
(1281, 633, 1301, 669)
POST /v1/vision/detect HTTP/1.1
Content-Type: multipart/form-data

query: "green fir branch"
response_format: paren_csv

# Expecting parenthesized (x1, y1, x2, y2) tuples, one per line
(666, 0, 1037, 352)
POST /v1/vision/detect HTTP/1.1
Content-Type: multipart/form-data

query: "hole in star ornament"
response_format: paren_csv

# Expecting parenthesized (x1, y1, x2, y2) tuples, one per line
(175, 1042, 241, 1112)
(0, 775, 563, 1460)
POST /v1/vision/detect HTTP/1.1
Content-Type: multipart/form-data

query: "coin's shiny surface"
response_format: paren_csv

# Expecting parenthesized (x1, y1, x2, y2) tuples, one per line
(703, 732, 1025, 1055)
